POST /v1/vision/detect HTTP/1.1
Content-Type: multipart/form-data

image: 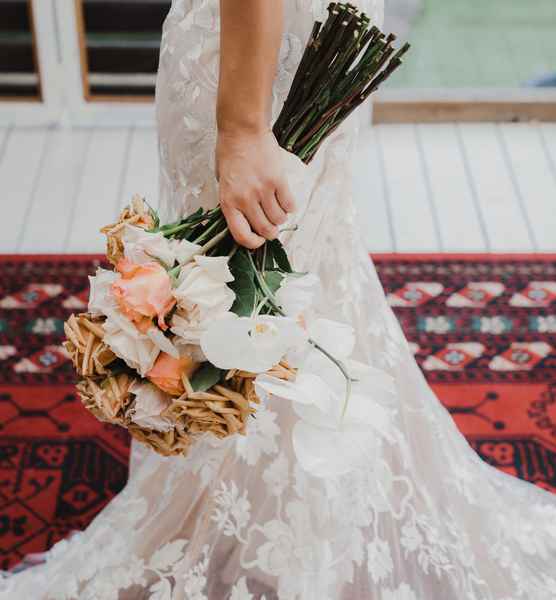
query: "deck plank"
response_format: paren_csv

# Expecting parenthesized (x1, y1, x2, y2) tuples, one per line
(1, 128, 50, 253)
(18, 128, 91, 253)
(540, 123, 556, 185)
(120, 127, 159, 210)
(65, 128, 131, 253)
(418, 124, 487, 251)
(0, 128, 9, 162)
(376, 123, 440, 251)
(354, 127, 394, 252)
(3, 123, 555, 255)
(457, 123, 533, 251)
(499, 123, 556, 251)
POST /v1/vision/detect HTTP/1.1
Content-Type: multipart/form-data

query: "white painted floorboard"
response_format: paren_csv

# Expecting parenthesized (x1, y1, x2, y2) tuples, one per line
(18, 128, 91, 253)
(2, 123, 555, 255)
(120, 127, 159, 211)
(66, 128, 130, 253)
(499, 123, 556, 251)
(457, 123, 534, 252)
(417, 124, 486, 251)
(0, 128, 50, 253)
(376, 124, 439, 252)
(353, 127, 394, 252)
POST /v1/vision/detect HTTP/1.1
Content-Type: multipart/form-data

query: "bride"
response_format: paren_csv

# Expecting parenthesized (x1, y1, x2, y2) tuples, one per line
(3, 1, 556, 598)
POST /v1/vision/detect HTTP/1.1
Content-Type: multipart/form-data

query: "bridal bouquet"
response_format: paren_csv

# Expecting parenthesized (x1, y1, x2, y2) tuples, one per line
(63, 3, 409, 470)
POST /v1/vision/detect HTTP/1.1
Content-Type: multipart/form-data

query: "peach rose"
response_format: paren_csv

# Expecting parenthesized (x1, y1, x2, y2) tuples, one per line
(146, 352, 199, 396)
(112, 259, 176, 332)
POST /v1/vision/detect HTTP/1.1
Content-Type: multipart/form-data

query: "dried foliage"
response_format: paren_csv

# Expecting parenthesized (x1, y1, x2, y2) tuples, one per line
(63, 313, 116, 376)
(76, 372, 136, 423)
(101, 194, 156, 265)
(74, 362, 296, 458)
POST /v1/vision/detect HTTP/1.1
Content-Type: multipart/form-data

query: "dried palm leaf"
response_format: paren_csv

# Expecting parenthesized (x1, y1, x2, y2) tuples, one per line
(64, 313, 116, 377)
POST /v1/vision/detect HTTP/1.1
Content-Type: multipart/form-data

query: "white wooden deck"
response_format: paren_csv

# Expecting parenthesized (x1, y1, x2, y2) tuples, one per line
(1, 122, 556, 254)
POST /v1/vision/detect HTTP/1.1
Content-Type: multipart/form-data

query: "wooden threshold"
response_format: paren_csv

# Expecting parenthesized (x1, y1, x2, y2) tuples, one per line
(374, 90, 556, 123)
(86, 94, 154, 103)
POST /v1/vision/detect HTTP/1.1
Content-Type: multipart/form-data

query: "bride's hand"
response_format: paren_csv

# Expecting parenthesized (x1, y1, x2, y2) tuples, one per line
(216, 129, 296, 249)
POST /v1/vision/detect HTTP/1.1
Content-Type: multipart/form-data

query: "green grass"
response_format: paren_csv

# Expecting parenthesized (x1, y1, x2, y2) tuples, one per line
(387, 0, 556, 88)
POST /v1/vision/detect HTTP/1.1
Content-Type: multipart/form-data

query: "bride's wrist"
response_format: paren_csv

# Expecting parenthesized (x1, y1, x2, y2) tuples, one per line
(217, 121, 271, 139)
(216, 105, 271, 138)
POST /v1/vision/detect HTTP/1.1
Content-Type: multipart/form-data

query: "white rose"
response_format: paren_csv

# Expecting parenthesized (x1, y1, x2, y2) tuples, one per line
(129, 381, 174, 432)
(122, 224, 203, 268)
(173, 255, 235, 322)
(103, 319, 159, 377)
(87, 268, 179, 375)
(88, 268, 120, 316)
(122, 225, 176, 267)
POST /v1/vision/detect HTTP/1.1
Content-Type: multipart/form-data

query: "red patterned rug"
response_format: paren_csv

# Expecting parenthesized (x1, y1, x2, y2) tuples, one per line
(1, 253, 555, 569)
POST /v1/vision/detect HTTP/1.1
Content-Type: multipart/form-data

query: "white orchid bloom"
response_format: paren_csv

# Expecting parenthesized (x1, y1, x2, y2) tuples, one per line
(255, 327, 396, 479)
(284, 316, 356, 369)
(307, 318, 356, 359)
(173, 255, 235, 322)
(201, 313, 307, 373)
(129, 381, 174, 432)
(275, 273, 320, 319)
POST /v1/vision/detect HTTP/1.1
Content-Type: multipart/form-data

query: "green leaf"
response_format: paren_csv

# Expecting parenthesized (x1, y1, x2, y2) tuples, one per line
(267, 239, 292, 273)
(264, 271, 284, 295)
(228, 249, 258, 316)
(190, 363, 225, 392)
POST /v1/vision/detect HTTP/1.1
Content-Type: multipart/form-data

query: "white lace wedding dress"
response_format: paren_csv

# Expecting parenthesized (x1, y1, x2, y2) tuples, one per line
(2, 1, 556, 598)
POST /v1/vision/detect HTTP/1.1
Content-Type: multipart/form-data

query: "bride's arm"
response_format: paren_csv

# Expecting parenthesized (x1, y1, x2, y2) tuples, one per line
(217, 0, 296, 249)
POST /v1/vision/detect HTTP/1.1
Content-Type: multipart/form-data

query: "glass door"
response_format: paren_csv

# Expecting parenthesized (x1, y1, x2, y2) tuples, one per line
(76, 0, 169, 101)
(0, 0, 41, 100)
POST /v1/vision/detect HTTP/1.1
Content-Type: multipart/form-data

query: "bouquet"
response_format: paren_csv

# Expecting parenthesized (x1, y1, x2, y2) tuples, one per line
(64, 3, 409, 464)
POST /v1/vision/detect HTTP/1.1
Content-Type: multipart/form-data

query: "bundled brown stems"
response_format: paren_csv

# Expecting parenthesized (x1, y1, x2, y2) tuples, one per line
(273, 2, 410, 162)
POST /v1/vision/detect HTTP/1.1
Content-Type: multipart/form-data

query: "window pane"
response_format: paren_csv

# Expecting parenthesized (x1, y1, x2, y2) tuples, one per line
(81, 0, 170, 98)
(0, 0, 40, 99)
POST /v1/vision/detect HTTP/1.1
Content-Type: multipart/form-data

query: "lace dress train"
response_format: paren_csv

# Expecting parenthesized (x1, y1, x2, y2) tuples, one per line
(2, 1, 556, 598)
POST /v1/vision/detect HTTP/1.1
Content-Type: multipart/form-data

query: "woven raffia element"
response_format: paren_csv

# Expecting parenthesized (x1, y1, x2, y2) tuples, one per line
(172, 361, 296, 437)
(75, 361, 296, 458)
(128, 423, 192, 457)
(126, 374, 257, 457)
(76, 372, 136, 423)
(100, 194, 156, 265)
(128, 362, 296, 458)
(63, 313, 116, 377)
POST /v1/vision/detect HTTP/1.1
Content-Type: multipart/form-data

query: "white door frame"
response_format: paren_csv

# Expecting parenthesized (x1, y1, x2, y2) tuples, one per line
(0, 0, 63, 126)
(0, 0, 156, 128)
(54, 0, 156, 127)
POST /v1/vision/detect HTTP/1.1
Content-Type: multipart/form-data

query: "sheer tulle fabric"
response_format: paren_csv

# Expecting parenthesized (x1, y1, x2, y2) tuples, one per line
(2, 1, 556, 598)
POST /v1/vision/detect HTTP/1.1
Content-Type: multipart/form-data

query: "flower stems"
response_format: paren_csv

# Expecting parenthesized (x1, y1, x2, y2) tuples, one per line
(154, 3, 409, 418)
(273, 2, 410, 163)
(308, 338, 353, 421)
(244, 249, 353, 414)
